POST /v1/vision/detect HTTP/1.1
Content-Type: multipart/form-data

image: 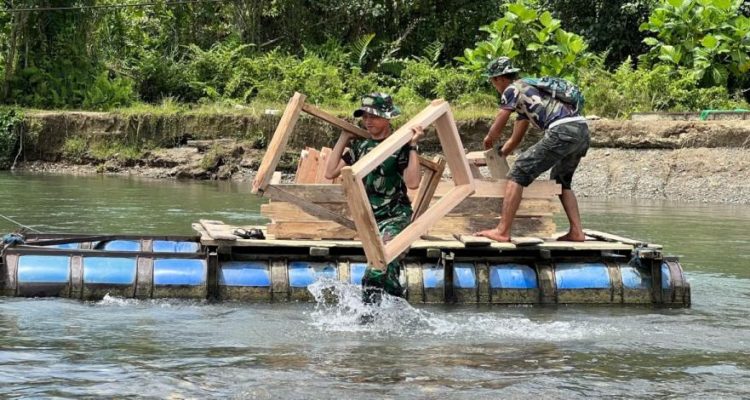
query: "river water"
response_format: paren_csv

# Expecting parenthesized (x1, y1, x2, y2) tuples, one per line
(0, 172, 748, 399)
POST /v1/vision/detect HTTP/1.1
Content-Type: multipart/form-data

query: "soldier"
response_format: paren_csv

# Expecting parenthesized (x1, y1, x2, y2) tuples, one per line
(476, 57, 590, 242)
(324, 93, 424, 301)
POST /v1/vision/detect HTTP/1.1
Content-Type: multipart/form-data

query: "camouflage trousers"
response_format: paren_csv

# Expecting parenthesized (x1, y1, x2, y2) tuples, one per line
(361, 211, 412, 302)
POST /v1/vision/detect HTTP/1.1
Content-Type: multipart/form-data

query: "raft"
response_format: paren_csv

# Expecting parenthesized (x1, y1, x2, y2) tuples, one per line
(0, 225, 690, 307)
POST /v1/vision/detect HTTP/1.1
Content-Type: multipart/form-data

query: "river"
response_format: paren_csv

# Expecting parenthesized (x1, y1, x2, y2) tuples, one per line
(1, 172, 748, 399)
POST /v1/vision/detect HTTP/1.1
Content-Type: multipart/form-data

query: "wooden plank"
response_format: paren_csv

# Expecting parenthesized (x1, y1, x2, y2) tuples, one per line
(350, 101, 450, 179)
(264, 185, 355, 230)
(260, 201, 350, 222)
(252, 92, 306, 193)
(341, 167, 386, 269)
(411, 156, 446, 221)
(301, 103, 370, 139)
(583, 229, 661, 249)
(385, 184, 474, 262)
(434, 105, 473, 187)
(267, 222, 356, 240)
(266, 184, 344, 203)
(199, 219, 237, 241)
(447, 197, 560, 216)
(295, 148, 320, 184)
(270, 171, 282, 185)
(483, 148, 509, 179)
(469, 162, 483, 179)
(428, 215, 557, 238)
(435, 179, 561, 198)
(315, 147, 333, 183)
(511, 237, 544, 246)
(466, 151, 487, 166)
(453, 234, 492, 247)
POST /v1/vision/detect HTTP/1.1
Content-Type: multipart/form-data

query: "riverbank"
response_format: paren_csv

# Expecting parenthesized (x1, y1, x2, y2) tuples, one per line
(7, 111, 750, 204)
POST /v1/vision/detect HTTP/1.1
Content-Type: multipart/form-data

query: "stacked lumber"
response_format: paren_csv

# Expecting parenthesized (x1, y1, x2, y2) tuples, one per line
(427, 180, 560, 237)
(262, 147, 354, 239)
(261, 164, 561, 240)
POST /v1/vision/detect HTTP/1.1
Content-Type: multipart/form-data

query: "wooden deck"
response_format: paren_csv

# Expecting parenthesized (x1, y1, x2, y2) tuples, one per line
(193, 220, 645, 252)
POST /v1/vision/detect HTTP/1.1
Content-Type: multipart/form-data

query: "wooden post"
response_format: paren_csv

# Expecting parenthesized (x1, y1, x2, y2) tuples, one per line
(483, 148, 509, 179)
(341, 167, 386, 269)
(252, 92, 306, 193)
(411, 155, 446, 221)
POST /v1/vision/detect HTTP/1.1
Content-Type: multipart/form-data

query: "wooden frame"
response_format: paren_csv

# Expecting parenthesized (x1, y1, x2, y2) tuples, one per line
(341, 99, 475, 269)
(252, 94, 472, 268)
(252, 93, 370, 194)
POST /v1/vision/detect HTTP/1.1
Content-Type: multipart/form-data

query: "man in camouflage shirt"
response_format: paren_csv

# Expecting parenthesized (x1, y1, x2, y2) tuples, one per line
(476, 57, 590, 242)
(325, 93, 425, 300)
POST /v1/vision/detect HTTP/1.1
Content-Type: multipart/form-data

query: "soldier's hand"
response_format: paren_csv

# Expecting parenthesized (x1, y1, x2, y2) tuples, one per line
(410, 125, 425, 145)
(483, 134, 495, 150)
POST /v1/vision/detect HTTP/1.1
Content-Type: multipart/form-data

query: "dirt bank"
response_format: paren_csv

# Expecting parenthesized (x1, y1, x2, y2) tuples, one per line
(8, 111, 750, 204)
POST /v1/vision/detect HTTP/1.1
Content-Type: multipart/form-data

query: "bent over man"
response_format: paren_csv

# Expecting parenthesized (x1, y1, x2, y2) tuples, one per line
(476, 57, 590, 242)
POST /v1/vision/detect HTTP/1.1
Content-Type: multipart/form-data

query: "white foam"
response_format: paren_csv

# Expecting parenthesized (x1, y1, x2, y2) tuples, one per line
(306, 279, 613, 341)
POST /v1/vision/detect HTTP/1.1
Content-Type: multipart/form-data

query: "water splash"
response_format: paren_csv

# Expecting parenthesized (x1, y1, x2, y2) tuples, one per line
(94, 293, 206, 308)
(306, 279, 614, 341)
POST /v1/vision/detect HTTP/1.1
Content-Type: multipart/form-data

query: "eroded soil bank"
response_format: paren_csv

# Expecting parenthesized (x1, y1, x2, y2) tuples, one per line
(9, 111, 750, 204)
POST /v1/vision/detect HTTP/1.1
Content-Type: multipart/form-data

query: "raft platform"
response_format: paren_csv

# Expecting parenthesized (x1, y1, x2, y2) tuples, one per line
(0, 221, 690, 307)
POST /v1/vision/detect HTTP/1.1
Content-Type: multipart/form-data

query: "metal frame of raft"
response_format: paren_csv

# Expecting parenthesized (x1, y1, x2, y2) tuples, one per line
(0, 229, 690, 307)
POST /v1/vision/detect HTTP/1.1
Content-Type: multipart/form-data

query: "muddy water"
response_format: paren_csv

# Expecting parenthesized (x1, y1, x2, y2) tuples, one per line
(0, 172, 748, 399)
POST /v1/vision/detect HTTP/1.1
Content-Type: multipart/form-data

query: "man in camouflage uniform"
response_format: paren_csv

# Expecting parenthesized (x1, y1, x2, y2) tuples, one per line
(324, 93, 424, 301)
(476, 57, 590, 242)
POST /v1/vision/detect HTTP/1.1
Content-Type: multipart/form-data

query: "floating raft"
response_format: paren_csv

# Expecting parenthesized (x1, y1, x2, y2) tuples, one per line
(0, 221, 690, 307)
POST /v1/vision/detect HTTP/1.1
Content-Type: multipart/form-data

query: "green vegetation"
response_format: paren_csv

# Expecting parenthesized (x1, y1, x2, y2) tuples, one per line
(0, 0, 747, 117)
(0, 108, 22, 168)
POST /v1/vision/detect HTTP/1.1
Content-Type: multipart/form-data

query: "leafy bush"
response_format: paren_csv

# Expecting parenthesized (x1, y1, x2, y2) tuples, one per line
(62, 137, 88, 163)
(580, 57, 749, 118)
(82, 71, 136, 111)
(457, 0, 591, 80)
(640, 0, 750, 89)
(0, 108, 22, 169)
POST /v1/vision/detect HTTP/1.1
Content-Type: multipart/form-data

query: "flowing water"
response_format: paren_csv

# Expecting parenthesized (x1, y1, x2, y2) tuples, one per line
(0, 172, 748, 399)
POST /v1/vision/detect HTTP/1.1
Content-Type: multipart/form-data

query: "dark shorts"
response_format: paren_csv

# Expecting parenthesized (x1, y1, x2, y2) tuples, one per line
(508, 121, 590, 189)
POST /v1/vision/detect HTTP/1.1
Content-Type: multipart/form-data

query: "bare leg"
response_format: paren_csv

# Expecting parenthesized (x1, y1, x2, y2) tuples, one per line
(476, 180, 523, 242)
(556, 188, 585, 241)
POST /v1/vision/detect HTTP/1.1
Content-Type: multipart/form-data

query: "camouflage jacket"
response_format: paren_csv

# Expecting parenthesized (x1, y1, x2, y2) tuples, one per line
(501, 81, 578, 130)
(343, 138, 413, 221)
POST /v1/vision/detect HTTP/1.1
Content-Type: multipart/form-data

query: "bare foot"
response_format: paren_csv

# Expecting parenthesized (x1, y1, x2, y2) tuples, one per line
(557, 231, 586, 242)
(475, 229, 511, 242)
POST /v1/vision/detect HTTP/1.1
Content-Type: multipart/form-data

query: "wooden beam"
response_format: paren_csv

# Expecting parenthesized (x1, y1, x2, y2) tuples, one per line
(434, 106, 473, 187)
(385, 184, 474, 261)
(350, 100, 450, 179)
(266, 184, 344, 203)
(469, 162, 483, 179)
(341, 167, 386, 269)
(261, 201, 350, 221)
(267, 222, 356, 240)
(411, 155, 445, 221)
(252, 92, 306, 193)
(295, 148, 320, 184)
(301, 103, 370, 139)
(483, 148, 509, 179)
(453, 234, 492, 247)
(435, 179, 561, 198)
(315, 147, 333, 183)
(264, 185, 355, 230)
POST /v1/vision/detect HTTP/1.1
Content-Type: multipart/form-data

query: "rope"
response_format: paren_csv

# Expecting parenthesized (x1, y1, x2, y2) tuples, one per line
(0, 214, 41, 233)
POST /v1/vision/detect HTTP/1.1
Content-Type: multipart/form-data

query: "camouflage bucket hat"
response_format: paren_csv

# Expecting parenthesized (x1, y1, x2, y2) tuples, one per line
(353, 93, 401, 119)
(483, 56, 520, 79)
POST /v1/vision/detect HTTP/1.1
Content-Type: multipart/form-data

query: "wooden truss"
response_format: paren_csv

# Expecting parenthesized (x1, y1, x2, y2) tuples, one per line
(252, 93, 474, 270)
(341, 99, 474, 269)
